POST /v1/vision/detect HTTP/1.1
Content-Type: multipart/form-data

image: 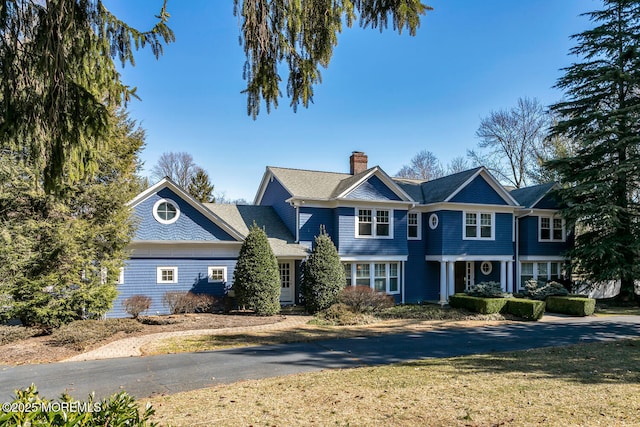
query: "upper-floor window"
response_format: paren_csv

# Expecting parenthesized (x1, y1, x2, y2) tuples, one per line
(356, 208, 392, 238)
(464, 212, 494, 240)
(407, 212, 421, 240)
(539, 216, 565, 242)
(153, 199, 180, 224)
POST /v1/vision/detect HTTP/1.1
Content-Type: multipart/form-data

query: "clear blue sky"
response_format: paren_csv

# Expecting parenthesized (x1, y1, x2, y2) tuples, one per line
(105, 0, 597, 202)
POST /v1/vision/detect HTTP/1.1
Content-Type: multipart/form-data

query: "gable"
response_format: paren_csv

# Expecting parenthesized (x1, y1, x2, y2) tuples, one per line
(133, 188, 237, 241)
(449, 176, 508, 205)
(344, 175, 402, 201)
(534, 193, 560, 210)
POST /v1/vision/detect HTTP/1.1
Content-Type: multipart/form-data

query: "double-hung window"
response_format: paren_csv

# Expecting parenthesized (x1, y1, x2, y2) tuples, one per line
(464, 212, 494, 240)
(539, 216, 565, 242)
(356, 208, 392, 238)
(407, 212, 421, 240)
(343, 262, 401, 294)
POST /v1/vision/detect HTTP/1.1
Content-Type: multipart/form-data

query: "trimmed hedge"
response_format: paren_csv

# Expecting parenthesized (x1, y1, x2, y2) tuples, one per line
(448, 294, 508, 314)
(546, 296, 595, 316)
(506, 299, 545, 321)
(449, 294, 545, 320)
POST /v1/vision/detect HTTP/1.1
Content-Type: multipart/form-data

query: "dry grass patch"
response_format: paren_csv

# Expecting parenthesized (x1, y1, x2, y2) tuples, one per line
(150, 339, 640, 426)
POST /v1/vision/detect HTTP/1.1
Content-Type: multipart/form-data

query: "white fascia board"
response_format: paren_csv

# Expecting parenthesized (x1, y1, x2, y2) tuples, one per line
(518, 255, 568, 262)
(425, 255, 514, 262)
(335, 166, 414, 202)
(444, 167, 520, 206)
(127, 178, 246, 242)
(253, 168, 273, 205)
(530, 183, 560, 208)
(415, 202, 517, 213)
(289, 197, 415, 209)
(340, 255, 408, 262)
(130, 240, 243, 245)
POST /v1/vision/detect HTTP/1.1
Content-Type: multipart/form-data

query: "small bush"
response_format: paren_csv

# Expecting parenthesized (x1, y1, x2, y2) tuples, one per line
(1, 384, 156, 426)
(313, 303, 375, 326)
(506, 298, 545, 320)
(51, 319, 142, 350)
(465, 281, 506, 298)
(122, 295, 152, 319)
(546, 296, 596, 316)
(339, 286, 395, 313)
(523, 279, 568, 300)
(0, 326, 41, 345)
(449, 293, 509, 314)
(162, 291, 217, 314)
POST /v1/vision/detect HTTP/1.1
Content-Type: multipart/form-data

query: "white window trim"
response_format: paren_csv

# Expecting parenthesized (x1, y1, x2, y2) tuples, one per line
(157, 266, 178, 284)
(343, 262, 401, 295)
(463, 211, 495, 241)
(538, 216, 566, 242)
(429, 213, 439, 230)
(480, 261, 493, 276)
(152, 198, 181, 225)
(407, 212, 421, 240)
(208, 266, 227, 283)
(355, 208, 394, 239)
(518, 261, 564, 289)
(117, 267, 125, 285)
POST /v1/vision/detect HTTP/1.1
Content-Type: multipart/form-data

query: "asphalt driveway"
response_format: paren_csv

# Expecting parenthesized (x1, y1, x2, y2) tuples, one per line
(1, 315, 639, 400)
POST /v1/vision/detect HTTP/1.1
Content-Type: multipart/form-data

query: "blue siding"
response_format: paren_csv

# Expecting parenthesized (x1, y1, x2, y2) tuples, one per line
(134, 188, 236, 241)
(475, 261, 501, 283)
(518, 216, 571, 256)
(259, 177, 296, 236)
(405, 236, 438, 302)
(450, 176, 508, 205)
(345, 175, 402, 201)
(427, 211, 513, 256)
(299, 207, 335, 245)
(108, 258, 237, 318)
(337, 208, 408, 256)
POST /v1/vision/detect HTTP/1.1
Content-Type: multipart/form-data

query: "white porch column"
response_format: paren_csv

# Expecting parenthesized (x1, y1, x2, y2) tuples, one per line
(447, 261, 455, 299)
(500, 261, 507, 292)
(439, 261, 447, 304)
(507, 261, 514, 293)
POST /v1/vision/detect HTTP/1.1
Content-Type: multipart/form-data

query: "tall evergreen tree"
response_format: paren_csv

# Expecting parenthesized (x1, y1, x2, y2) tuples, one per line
(0, 108, 146, 327)
(301, 228, 345, 313)
(187, 168, 215, 203)
(548, 0, 640, 301)
(233, 223, 281, 315)
(0, 0, 174, 194)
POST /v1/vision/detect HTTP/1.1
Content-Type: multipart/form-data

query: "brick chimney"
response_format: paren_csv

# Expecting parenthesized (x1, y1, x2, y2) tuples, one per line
(349, 151, 368, 175)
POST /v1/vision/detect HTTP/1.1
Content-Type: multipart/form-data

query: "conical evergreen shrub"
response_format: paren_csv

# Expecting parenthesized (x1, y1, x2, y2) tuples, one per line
(301, 228, 345, 313)
(233, 223, 281, 315)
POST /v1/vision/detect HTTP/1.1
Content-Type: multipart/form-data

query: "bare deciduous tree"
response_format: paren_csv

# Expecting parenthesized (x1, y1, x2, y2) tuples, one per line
(151, 152, 198, 188)
(468, 97, 549, 188)
(396, 150, 444, 181)
(446, 156, 470, 174)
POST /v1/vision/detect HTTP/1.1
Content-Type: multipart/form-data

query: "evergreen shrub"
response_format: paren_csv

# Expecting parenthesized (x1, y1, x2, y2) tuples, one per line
(233, 224, 281, 315)
(523, 279, 568, 300)
(449, 294, 508, 314)
(465, 281, 506, 298)
(506, 298, 545, 320)
(301, 228, 345, 313)
(546, 296, 596, 316)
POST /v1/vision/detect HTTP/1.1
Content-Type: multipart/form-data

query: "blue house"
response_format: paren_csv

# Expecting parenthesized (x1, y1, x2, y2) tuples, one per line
(108, 152, 570, 316)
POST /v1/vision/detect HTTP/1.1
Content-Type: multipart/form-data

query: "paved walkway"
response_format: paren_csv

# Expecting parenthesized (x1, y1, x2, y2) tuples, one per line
(64, 315, 313, 362)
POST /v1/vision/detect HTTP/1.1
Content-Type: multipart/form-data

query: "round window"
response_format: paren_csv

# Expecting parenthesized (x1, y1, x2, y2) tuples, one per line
(153, 199, 180, 224)
(480, 261, 493, 275)
(429, 213, 439, 230)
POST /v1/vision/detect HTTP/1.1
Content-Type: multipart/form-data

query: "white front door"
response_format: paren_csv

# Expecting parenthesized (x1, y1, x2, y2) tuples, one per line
(279, 262, 294, 303)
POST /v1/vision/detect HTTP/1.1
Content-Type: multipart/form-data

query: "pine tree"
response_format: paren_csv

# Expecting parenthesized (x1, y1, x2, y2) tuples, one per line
(0, 108, 146, 327)
(548, 0, 640, 301)
(188, 168, 215, 203)
(233, 224, 281, 315)
(301, 228, 345, 313)
(0, 0, 174, 194)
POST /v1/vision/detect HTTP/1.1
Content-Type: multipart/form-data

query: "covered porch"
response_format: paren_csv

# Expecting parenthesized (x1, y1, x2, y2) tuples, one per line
(426, 255, 514, 304)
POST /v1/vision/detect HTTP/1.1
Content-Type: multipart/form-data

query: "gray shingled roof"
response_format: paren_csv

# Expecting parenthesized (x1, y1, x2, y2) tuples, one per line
(204, 203, 308, 258)
(393, 167, 482, 204)
(510, 182, 556, 208)
(268, 167, 352, 199)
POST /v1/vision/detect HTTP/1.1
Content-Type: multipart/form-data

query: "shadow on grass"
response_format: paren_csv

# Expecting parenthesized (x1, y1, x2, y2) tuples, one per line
(401, 338, 640, 385)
